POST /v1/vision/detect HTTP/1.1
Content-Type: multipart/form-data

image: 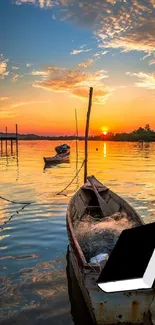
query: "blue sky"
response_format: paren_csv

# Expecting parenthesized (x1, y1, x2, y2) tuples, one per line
(0, 0, 155, 135)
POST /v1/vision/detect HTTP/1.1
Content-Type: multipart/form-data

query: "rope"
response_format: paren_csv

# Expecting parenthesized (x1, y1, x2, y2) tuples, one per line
(0, 202, 31, 231)
(0, 196, 34, 231)
(0, 195, 34, 205)
(0, 153, 84, 228)
(56, 159, 85, 196)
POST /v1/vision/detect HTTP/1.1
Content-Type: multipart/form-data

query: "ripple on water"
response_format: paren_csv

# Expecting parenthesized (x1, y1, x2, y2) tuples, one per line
(1, 140, 155, 325)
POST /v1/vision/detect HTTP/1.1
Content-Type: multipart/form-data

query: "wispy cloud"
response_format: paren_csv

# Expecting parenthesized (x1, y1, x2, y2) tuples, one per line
(32, 62, 111, 103)
(12, 66, 19, 70)
(13, 0, 155, 62)
(30, 70, 49, 76)
(66, 0, 155, 55)
(15, 0, 53, 7)
(15, 0, 154, 56)
(0, 97, 9, 101)
(15, 0, 35, 5)
(70, 48, 92, 55)
(94, 50, 109, 58)
(11, 100, 51, 109)
(80, 44, 87, 49)
(141, 53, 152, 60)
(0, 55, 9, 79)
(0, 111, 19, 118)
(76, 58, 94, 69)
(12, 73, 22, 82)
(149, 60, 155, 65)
(126, 71, 155, 90)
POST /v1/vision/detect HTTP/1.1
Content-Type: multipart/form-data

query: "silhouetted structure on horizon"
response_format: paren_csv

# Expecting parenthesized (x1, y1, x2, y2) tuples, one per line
(1, 124, 18, 155)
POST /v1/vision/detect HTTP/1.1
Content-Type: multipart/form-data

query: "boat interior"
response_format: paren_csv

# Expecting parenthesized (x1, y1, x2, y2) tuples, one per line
(71, 177, 142, 265)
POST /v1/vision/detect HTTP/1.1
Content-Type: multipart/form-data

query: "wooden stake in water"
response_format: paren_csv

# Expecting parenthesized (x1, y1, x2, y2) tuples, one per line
(75, 109, 78, 171)
(15, 124, 18, 158)
(5, 126, 7, 153)
(84, 87, 93, 183)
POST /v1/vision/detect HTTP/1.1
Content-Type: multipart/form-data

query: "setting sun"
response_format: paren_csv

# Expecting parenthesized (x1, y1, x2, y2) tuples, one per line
(101, 127, 108, 135)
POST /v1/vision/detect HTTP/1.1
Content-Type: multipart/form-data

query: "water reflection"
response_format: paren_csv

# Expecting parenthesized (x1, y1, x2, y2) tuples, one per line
(0, 139, 19, 181)
(0, 255, 73, 325)
(1, 140, 155, 325)
(43, 160, 70, 171)
(137, 142, 151, 159)
(103, 142, 107, 158)
(66, 246, 94, 325)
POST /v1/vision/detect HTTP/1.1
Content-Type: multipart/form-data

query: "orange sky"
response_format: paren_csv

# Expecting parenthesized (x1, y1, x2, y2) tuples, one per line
(0, 0, 155, 136)
(1, 86, 155, 136)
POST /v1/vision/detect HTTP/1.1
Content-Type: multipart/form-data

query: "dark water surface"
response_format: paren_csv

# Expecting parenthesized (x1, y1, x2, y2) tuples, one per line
(1, 140, 155, 324)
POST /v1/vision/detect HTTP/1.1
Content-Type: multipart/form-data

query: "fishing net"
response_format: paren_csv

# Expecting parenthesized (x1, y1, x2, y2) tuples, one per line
(74, 212, 136, 262)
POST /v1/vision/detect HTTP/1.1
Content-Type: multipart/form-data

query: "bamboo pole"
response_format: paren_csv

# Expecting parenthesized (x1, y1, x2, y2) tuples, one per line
(5, 126, 7, 152)
(1, 138, 2, 155)
(75, 108, 78, 172)
(11, 140, 13, 154)
(75, 109, 78, 139)
(15, 124, 18, 156)
(84, 87, 93, 183)
(15, 124, 18, 140)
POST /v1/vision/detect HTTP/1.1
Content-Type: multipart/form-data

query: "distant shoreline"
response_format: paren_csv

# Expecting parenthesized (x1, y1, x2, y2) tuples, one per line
(1, 124, 155, 142)
(1, 137, 154, 142)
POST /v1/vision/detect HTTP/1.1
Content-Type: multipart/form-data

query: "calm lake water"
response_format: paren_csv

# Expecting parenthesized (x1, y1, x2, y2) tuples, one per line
(1, 140, 155, 325)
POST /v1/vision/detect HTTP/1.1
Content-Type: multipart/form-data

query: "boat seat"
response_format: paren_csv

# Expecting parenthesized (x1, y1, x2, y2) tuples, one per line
(87, 205, 101, 210)
(86, 206, 102, 218)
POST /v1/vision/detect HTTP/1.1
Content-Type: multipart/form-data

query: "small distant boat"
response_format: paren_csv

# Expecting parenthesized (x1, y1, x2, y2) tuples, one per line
(43, 150, 70, 165)
(43, 143, 70, 165)
(55, 143, 70, 154)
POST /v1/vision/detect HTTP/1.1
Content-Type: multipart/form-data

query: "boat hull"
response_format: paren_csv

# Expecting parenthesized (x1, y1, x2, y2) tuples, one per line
(66, 176, 155, 325)
(43, 151, 70, 164)
(68, 244, 154, 325)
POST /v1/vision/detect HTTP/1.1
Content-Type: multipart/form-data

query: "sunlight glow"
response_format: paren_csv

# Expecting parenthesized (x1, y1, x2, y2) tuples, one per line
(101, 127, 108, 135)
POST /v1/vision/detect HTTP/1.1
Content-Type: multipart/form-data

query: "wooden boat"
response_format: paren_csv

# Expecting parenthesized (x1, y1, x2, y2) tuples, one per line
(66, 245, 94, 325)
(66, 88, 155, 325)
(43, 150, 70, 165)
(66, 175, 155, 325)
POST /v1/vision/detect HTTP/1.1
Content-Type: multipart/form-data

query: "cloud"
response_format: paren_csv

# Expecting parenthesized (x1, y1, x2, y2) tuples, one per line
(149, 60, 155, 65)
(0, 55, 9, 79)
(15, 0, 53, 7)
(70, 48, 92, 55)
(15, 0, 35, 5)
(76, 58, 94, 69)
(80, 44, 88, 48)
(30, 70, 49, 76)
(11, 100, 51, 108)
(14, 0, 155, 56)
(0, 111, 19, 118)
(126, 71, 155, 89)
(12, 73, 22, 82)
(32, 62, 111, 103)
(94, 50, 109, 58)
(141, 53, 152, 60)
(12, 66, 19, 70)
(26, 63, 31, 67)
(0, 97, 9, 101)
